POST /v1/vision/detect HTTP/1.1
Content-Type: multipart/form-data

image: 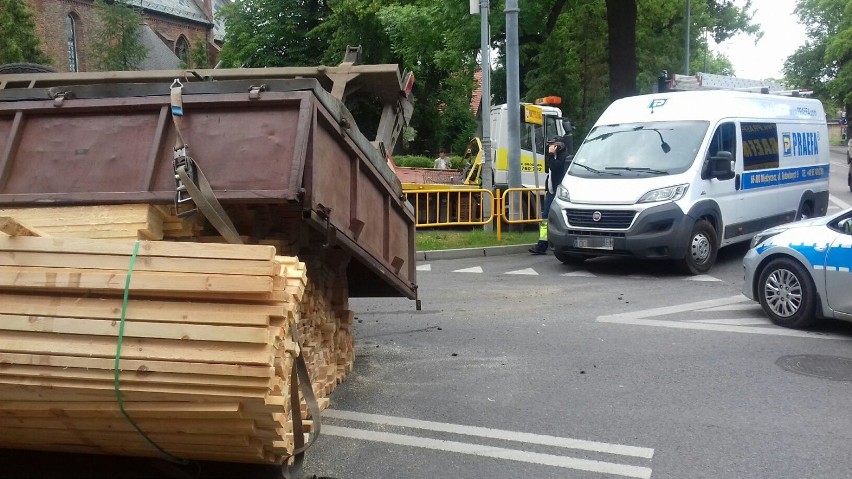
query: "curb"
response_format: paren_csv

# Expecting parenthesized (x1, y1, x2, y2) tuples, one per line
(416, 244, 534, 261)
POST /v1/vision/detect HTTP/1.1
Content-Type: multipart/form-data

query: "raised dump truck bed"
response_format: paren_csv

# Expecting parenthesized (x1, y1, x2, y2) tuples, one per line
(0, 61, 417, 299)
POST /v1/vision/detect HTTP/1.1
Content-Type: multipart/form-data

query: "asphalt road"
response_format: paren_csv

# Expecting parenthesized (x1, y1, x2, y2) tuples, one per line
(3, 149, 850, 479)
(299, 147, 852, 478)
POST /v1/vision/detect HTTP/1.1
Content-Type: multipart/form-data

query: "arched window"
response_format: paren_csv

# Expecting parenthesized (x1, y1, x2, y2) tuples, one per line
(175, 36, 190, 65)
(66, 14, 79, 72)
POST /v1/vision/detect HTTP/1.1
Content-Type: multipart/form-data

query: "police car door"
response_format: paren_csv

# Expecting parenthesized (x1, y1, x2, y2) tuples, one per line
(824, 214, 852, 316)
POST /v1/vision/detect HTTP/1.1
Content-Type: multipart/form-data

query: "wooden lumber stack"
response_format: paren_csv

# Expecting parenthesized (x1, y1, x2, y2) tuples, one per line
(0, 205, 202, 241)
(0, 234, 355, 464)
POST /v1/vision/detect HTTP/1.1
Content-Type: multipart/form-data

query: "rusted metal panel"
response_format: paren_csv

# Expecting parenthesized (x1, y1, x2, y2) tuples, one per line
(0, 77, 416, 299)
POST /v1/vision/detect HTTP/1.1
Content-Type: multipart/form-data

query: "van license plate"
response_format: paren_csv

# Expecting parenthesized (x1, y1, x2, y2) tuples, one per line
(573, 237, 613, 250)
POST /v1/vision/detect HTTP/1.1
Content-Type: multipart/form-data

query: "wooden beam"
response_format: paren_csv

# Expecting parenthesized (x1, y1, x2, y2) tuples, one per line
(0, 217, 45, 237)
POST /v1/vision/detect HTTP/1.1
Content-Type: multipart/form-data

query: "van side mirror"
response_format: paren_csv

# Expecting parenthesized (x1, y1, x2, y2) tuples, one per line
(703, 151, 735, 180)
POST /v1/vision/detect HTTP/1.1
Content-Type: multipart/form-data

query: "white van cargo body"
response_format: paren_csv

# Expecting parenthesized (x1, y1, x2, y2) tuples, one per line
(548, 90, 830, 274)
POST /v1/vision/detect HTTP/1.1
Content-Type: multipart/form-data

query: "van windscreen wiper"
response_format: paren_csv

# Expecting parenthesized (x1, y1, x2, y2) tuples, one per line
(605, 166, 668, 175)
(572, 162, 621, 176)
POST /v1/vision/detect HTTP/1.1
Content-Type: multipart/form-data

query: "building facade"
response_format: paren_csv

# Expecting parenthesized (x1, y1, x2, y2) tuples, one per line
(26, 0, 223, 72)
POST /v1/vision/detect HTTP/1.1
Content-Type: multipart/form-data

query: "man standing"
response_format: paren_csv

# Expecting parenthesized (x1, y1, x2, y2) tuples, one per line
(529, 135, 572, 255)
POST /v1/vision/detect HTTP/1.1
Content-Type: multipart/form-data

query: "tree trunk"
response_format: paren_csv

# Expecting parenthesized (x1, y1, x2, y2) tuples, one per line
(605, 0, 638, 102)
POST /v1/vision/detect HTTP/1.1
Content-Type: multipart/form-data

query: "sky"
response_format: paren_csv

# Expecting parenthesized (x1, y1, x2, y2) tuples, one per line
(710, 0, 809, 81)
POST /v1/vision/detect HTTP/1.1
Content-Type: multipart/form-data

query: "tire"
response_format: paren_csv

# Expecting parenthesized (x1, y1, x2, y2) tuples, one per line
(757, 257, 818, 329)
(797, 201, 813, 221)
(554, 249, 587, 265)
(848, 170, 851, 192)
(679, 219, 718, 275)
(0, 63, 57, 74)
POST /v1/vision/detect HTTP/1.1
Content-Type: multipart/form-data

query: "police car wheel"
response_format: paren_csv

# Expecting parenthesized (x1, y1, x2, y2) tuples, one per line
(757, 257, 818, 329)
(680, 219, 717, 275)
(554, 249, 586, 265)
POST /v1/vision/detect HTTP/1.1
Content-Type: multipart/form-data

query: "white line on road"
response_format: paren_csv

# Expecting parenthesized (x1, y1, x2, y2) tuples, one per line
(685, 318, 770, 326)
(830, 194, 850, 211)
(599, 316, 852, 339)
(322, 425, 653, 479)
(416, 264, 431, 271)
(562, 271, 597, 277)
(505, 268, 538, 275)
(683, 275, 722, 282)
(322, 409, 654, 459)
(698, 303, 762, 312)
(453, 266, 483, 273)
(599, 295, 751, 322)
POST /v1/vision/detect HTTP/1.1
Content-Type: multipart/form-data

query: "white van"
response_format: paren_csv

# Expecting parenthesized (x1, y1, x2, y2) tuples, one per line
(547, 90, 830, 274)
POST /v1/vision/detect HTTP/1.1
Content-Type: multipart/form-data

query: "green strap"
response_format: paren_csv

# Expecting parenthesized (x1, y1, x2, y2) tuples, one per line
(114, 240, 187, 464)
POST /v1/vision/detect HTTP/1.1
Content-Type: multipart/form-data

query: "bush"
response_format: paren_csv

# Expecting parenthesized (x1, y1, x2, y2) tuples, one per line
(394, 155, 464, 169)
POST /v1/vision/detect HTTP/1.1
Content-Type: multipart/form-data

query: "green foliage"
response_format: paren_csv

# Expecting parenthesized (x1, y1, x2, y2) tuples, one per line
(0, 0, 51, 65)
(217, 0, 331, 67)
(784, 0, 850, 114)
(189, 40, 210, 69)
(416, 229, 538, 251)
(394, 155, 464, 169)
(91, 0, 147, 71)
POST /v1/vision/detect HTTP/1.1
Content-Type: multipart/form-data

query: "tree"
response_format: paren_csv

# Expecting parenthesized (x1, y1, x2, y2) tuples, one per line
(189, 40, 210, 69)
(217, 0, 331, 67)
(785, 0, 851, 122)
(91, 0, 147, 71)
(0, 0, 51, 65)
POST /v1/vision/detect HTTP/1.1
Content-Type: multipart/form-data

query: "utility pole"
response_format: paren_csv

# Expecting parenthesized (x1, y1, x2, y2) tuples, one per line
(684, 0, 691, 75)
(505, 0, 521, 220)
(473, 0, 494, 231)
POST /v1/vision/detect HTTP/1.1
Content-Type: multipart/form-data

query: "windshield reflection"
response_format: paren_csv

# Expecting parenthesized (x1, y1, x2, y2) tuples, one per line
(569, 121, 709, 178)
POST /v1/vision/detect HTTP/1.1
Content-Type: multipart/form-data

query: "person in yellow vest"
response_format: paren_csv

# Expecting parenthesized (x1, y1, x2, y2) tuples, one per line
(529, 136, 572, 254)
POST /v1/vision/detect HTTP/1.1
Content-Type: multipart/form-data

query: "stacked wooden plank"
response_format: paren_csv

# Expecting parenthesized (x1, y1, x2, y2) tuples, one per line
(0, 205, 202, 241)
(0, 234, 355, 464)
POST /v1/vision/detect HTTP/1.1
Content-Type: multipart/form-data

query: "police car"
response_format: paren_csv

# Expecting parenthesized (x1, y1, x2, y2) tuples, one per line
(743, 208, 852, 328)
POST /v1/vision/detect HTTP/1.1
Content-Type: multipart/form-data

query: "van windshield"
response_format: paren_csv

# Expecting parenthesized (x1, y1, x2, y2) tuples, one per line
(569, 121, 709, 178)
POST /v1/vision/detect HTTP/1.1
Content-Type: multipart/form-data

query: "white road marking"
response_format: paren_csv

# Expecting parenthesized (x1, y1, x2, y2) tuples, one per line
(562, 271, 597, 277)
(685, 318, 770, 326)
(505, 268, 538, 275)
(830, 194, 850, 210)
(453, 266, 483, 273)
(323, 409, 654, 459)
(322, 426, 653, 479)
(683, 275, 722, 282)
(598, 316, 852, 339)
(416, 264, 431, 271)
(625, 274, 653, 280)
(597, 295, 852, 340)
(698, 303, 762, 312)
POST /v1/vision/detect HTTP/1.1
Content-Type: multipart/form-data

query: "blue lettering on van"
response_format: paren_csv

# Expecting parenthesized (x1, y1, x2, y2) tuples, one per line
(782, 131, 819, 157)
(741, 164, 829, 190)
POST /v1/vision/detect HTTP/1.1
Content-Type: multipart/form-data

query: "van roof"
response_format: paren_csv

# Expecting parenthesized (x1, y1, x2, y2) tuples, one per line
(596, 90, 825, 126)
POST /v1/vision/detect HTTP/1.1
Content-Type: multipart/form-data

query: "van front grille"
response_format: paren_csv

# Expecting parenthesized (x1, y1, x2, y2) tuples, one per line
(565, 209, 636, 229)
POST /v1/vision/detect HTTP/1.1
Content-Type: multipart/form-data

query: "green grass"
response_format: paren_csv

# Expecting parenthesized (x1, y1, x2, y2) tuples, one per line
(416, 229, 539, 251)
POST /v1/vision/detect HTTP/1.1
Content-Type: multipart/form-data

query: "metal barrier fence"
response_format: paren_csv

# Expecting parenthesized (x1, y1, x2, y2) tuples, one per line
(403, 187, 545, 231)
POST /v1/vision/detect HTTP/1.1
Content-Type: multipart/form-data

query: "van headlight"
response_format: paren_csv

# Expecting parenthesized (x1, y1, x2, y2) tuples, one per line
(638, 184, 689, 203)
(556, 184, 570, 202)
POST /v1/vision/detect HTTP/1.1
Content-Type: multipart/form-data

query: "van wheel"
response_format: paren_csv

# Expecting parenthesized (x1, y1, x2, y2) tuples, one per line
(797, 202, 813, 221)
(679, 219, 717, 275)
(554, 249, 586, 265)
(757, 257, 817, 329)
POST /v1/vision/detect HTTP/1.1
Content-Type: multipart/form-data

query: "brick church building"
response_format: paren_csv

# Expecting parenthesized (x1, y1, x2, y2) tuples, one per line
(25, 0, 227, 72)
